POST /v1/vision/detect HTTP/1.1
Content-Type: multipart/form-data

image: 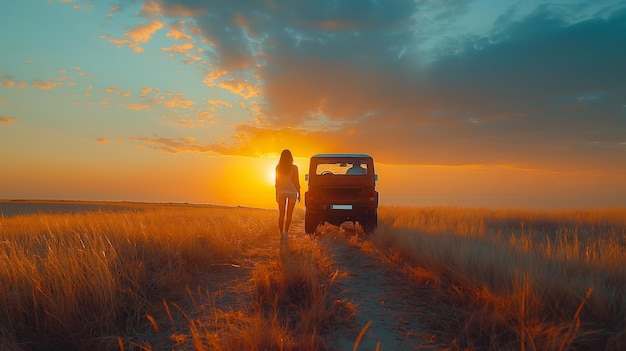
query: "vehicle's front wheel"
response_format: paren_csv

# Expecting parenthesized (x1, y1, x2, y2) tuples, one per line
(305, 211, 321, 234)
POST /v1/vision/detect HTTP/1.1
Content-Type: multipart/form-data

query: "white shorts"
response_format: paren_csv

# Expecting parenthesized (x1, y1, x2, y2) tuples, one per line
(276, 193, 297, 204)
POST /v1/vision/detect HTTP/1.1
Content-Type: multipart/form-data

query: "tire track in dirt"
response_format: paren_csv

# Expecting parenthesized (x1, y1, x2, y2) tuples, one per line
(291, 222, 440, 351)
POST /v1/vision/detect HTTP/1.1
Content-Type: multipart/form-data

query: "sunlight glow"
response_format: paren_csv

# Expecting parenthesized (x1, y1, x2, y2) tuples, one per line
(267, 162, 277, 186)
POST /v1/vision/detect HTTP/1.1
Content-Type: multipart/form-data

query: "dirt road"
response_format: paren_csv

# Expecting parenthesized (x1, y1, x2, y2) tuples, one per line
(313, 224, 438, 350)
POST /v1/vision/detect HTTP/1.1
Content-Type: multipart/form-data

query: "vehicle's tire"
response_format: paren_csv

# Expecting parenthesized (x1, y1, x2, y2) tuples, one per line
(305, 211, 321, 234)
(361, 213, 378, 234)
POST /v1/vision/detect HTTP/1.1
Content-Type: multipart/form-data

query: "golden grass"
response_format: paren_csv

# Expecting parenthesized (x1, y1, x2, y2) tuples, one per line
(370, 206, 626, 350)
(173, 236, 349, 351)
(0, 206, 277, 350)
(5, 202, 622, 350)
(0, 205, 350, 351)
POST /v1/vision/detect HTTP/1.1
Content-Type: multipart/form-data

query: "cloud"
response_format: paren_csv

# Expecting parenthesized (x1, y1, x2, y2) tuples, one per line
(202, 68, 228, 86)
(127, 20, 164, 44)
(0, 74, 27, 90)
(0, 117, 19, 124)
(97, 137, 124, 144)
(166, 19, 192, 40)
(162, 42, 194, 54)
(122, 103, 151, 110)
(164, 93, 195, 109)
(122, 1, 626, 172)
(142, 0, 207, 17)
(217, 79, 259, 99)
(129, 125, 330, 157)
(108, 20, 164, 53)
(32, 80, 63, 90)
(129, 135, 212, 153)
(0, 81, 22, 89)
(206, 99, 232, 108)
(161, 41, 202, 62)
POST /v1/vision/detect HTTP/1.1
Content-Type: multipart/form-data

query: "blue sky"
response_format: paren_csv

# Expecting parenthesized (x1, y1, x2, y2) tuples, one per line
(1, 0, 625, 208)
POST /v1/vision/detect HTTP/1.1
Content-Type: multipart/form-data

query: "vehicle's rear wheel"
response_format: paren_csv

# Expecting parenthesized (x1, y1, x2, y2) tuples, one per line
(305, 211, 321, 234)
(361, 213, 378, 234)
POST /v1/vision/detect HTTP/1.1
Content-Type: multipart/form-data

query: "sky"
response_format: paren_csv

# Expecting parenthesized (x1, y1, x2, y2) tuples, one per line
(1, 0, 625, 209)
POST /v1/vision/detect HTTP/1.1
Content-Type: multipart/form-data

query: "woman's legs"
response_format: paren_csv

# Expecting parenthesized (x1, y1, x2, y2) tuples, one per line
(277, 194, 287, 234)
(277, 193, 296, 236)
(284, 196, 297, 234)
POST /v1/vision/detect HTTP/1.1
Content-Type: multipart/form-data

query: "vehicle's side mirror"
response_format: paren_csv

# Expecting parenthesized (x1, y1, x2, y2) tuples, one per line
(375, 174, 378, 181)
(305, 174, 309, 181)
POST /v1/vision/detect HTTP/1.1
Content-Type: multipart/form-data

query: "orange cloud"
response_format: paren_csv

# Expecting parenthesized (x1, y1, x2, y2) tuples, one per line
(167, 20, 192, 41)
(140, 0, 163, 16)
(202, 69, 228, 86)
(161, 42, 194, 54)
(123, 103, 151, 110)
(141, 0, 207, 17)
(0, 79, 27, 90)
(128, 125, 330, 158)
(193, 110, 213, 119)
(207, 99, 232, 108)
(218, 79, 259, 99)
(32, 80, 63, 90)
(126, 21, 164, 44)
(0, 117, 19, 124)
(107, 20, 164, 53)
(164, 93, 195, 109)
(140, 87, 155, 96)
(96, 137, 109, 144)
(129, 136, 212, 154)
(172, 118, 213, 128)
(104, 86, 133, 100)
(106, 37, 132, 47)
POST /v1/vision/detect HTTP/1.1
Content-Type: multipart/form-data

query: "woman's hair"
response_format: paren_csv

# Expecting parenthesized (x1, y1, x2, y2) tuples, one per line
(277, 149, 294, 175)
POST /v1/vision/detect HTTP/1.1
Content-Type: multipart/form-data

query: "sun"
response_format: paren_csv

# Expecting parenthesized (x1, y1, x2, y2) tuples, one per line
(266, 162, 276, 186)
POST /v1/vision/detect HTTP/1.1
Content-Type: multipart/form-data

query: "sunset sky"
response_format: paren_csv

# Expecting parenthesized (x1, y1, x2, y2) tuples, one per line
(1, 0, 625, 209)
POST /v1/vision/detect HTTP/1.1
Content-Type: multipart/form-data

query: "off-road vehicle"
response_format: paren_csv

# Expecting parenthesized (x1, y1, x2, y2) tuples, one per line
(304, 154, 378, 234)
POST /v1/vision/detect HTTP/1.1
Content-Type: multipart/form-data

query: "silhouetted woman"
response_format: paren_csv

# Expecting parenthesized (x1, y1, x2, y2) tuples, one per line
(275, 149, 300, 239)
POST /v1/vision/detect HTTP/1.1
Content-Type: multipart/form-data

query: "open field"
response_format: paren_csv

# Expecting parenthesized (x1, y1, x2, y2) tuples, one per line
(0, 201, 351, 350)
(1, 201, 625, 350)
(369, 206, 626, 350)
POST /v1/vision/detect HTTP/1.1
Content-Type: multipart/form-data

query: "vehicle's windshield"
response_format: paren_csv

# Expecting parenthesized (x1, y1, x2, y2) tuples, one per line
(315, 160, 368, 175)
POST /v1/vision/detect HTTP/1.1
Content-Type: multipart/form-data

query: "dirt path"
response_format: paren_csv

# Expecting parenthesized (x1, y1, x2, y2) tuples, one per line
(311, 224, 438, 350)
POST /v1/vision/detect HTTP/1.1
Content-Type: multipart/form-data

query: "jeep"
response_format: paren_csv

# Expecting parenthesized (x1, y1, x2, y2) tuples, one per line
(304, 154, 378, 234)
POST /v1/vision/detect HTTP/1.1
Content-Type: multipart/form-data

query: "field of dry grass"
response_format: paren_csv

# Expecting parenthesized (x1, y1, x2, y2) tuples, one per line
(0, 204, 345, 350)
(2, 202, 624, 350)
(368, 206, 626, 350)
